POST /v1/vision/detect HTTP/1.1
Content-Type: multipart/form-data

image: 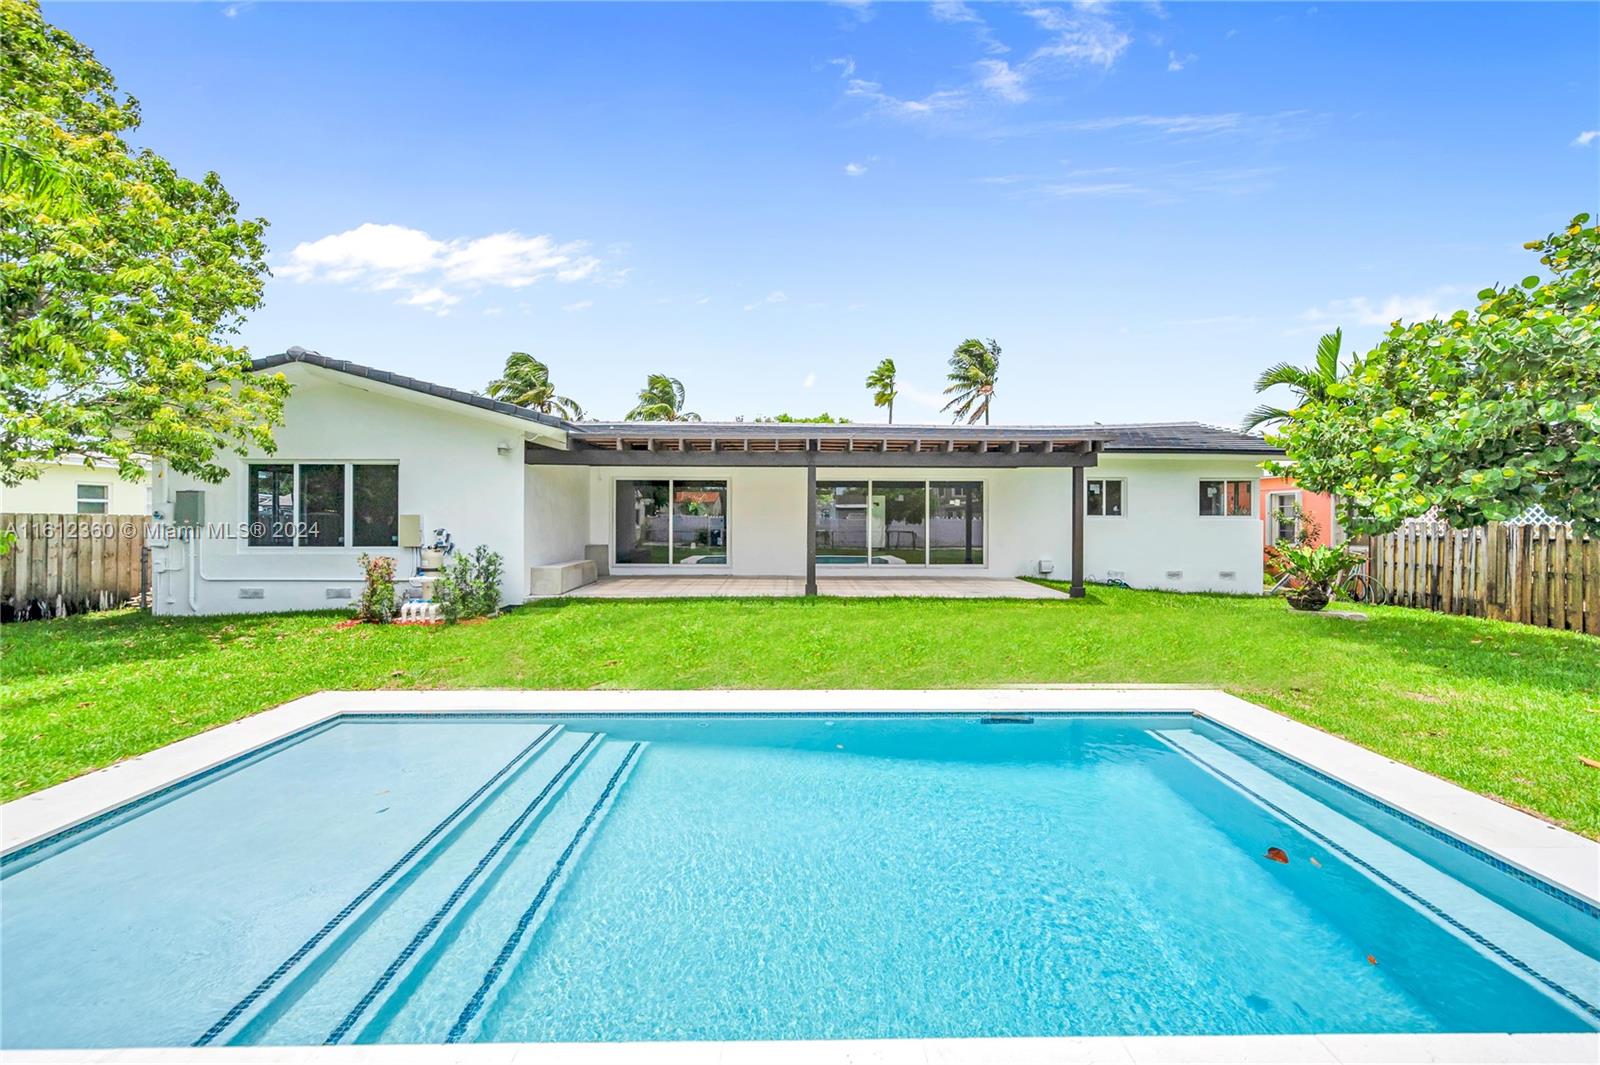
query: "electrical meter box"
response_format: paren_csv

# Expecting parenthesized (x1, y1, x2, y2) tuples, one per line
(173, 490, 205, 529)
(399, 514, 423, 548)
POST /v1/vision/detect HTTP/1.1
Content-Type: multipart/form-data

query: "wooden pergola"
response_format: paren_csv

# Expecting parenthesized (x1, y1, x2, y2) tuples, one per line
(527, 424, 1106, 598)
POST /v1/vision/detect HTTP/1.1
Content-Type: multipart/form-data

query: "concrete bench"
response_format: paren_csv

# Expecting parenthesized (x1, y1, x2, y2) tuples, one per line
(529, 559, 598, 596)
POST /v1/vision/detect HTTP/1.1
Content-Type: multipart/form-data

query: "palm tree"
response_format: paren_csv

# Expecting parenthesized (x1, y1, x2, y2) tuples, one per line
(865, 358, 898, 424)
(1242, 328, 1348, 431)
(627, 374, 701, 421)
(486, 352, 584, 419)
(942, 338, 1000, 425)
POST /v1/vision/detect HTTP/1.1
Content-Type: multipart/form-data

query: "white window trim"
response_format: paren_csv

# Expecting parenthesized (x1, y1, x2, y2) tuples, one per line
(75, 482, 110, 515)
(1198, 478, 1257, 519)
(1266, 489, 1303, 545)
(611, 477, 733, 569)
(816, 477, 988, 570)
(1084, 477, 1127, 519)
(240, 460, 399, 551)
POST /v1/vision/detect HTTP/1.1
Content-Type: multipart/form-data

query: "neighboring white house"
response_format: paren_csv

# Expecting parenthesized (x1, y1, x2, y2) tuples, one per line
(148, 349, 1280, 616)
(1, 456, 152, 516)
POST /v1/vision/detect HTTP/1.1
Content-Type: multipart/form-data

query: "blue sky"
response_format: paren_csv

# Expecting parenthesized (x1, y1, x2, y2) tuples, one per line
(46, 1, 1600, 426)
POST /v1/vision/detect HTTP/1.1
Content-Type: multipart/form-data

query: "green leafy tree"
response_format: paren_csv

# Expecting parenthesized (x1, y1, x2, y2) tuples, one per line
(943, 338, 1001, 425)
(865, 357, 898, 423)
(1, 0, 289, 489)
(627, 374, 700, 421)
(485, 352, 583, 419)
(1270, 213, 1600, 533)
(753, 412, 850, 424)
(1242, 329, 1350, 431)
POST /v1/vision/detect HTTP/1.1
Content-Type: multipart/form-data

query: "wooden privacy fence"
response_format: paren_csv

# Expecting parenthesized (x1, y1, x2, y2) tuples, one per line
(1, 513, 149, 622)
(1363, 522, 1599, 635)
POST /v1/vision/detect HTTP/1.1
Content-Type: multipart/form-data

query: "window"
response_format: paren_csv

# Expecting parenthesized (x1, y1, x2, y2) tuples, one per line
(249, 464, 295, 546)
(672, 482, 728, 565)
(615, 479, 728, 565)
(353, 464, 400, 547)
(75, 484, 109, 515)
(247, 462, 398, 547)
(1267, 491, 1301, 545)
(298, 464, 345, 547)
(1085, 478, 1124, 517)
(817, 479, 984, 566)
(816, 482, 869, 563)
(1200, 479, 1254, 517)
(929, 482, 983, 564)
(876, 481, 927, 564)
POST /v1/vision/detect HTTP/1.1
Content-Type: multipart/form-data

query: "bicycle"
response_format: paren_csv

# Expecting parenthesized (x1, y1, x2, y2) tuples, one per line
(1337, 557, 1385, 604)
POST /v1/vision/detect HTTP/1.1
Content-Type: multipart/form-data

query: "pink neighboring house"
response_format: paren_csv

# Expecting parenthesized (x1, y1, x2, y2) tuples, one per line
(1259, 475, 1338, 548)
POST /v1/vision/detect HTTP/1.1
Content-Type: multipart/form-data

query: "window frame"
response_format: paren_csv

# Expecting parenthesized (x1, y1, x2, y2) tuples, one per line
(1266, 489, 1302, 545)
(75, 483, 110, 515)
(816, 477, 987, 569)
(1199, 478, 1256, 518)
(242, 460, 399, 550)
(1084, 477, 1127, 519)
(612, 477, 732, 568)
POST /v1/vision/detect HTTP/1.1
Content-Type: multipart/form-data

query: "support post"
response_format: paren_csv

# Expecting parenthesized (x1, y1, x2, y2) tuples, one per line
(1070, 464, 1086, 598)
(805, 455, 818, 596)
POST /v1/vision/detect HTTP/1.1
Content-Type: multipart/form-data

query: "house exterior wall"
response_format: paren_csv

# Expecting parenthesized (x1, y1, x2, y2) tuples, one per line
(526, 466, 592, 567)
(584, 466, 1075, 580)
(1083, 454, 1267, 594)
(2, 461, 150, 515)
(1259, 475, 1337, 548)
(150, 366, 530, 617)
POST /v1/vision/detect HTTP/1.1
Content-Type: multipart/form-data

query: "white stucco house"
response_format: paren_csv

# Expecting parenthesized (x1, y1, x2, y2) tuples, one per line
(148, 349, 1281, 616)
(1, 456, 152, 516)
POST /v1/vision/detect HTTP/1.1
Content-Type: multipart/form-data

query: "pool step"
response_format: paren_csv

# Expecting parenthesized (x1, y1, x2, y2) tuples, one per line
(220, 727, 605, 1046)
(350, 738, 645, 1045)
(1152, 728, 1600, 1026)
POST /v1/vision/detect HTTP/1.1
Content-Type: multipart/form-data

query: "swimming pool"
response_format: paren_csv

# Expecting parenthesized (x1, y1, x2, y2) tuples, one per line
(2, 706, 1597, 1051)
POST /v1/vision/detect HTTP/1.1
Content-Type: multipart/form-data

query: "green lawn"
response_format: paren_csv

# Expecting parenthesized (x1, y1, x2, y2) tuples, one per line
(3, 584, 1598, 836)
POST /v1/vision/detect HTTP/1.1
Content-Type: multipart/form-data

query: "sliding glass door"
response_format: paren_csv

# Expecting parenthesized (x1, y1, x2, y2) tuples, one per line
(615, 479, 729, 566)
(815, 479, 983, 566)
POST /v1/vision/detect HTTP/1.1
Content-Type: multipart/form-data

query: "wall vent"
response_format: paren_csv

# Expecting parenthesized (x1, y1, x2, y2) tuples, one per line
(1164, 570, 1183, 581)
(325, 587, 353, 600)
(1218, 570, 1237, 581)
(1106, 569, 1126, 580)
(238, 588, 265, 600)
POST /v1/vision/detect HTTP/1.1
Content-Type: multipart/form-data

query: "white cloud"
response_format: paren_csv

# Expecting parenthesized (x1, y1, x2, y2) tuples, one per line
(743, 290, 789, 311)
(278, 222, 611, 313)
(562, 299, 594, 313)
(931, 0, 1008, 54)
(1167, 50, 1196, 72)
(828, 56, 857, 78)
(976, 59, 1028, 102)
(803, 372, 817, 389)
(845, 77, 968, 118)
(398, 287, 459, 316)
(1023, 4, 1131, 70)
(1064, 112, 1244, 134)
(1572, 130, 1600, 147)
(1300, 286, 1461, 328)
(844, 161, 869, 177)
(695, 296, 712, 305)
(482, 306, 504, 317)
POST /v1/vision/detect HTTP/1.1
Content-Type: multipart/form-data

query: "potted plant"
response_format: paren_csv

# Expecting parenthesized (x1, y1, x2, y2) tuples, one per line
(1267, 543, 1364, 612)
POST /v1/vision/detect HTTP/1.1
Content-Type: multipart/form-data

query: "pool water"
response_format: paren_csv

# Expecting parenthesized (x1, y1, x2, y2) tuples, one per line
(2, 714, 1596, 1049)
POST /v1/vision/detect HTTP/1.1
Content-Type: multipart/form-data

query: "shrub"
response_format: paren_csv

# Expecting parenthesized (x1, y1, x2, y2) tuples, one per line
(353, 553, 398, 623)
(438, 545, 503, 623)
(1266, 543, 1364, 607)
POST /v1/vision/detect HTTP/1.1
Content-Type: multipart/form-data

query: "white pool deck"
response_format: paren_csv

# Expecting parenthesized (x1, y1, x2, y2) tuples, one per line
(3, 688, 1597, 1065)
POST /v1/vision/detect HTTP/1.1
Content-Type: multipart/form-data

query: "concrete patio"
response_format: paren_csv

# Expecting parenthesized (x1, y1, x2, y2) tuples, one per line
(558, 576, 1071, 599)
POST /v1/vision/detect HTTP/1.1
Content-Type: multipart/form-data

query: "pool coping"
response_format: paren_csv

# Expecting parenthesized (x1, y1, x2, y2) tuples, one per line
(3, 689, 1598, 1065)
